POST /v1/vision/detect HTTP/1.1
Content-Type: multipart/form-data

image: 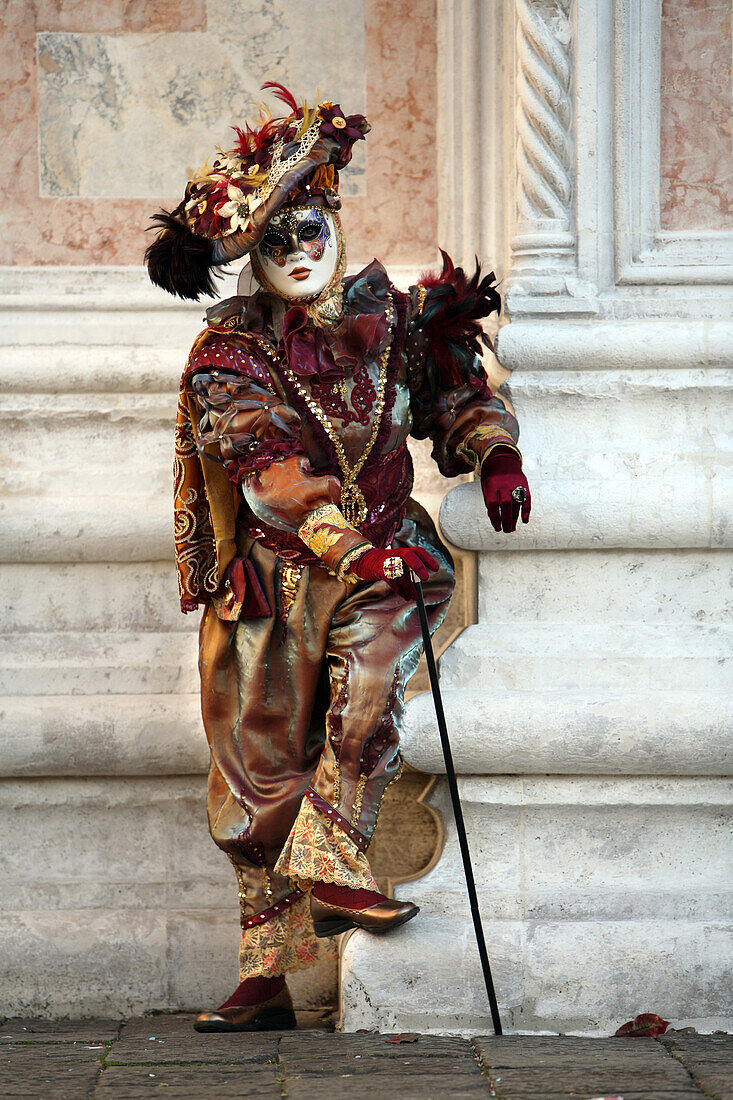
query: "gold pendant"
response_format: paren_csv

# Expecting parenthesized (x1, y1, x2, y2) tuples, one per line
(340, 482, 367, 526)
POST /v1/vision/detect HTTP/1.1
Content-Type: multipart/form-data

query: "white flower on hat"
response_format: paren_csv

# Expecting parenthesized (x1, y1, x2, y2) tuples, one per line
(217, 182, 254, 235)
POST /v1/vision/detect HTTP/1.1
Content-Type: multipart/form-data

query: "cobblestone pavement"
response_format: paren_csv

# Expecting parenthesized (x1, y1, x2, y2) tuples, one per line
(0, 1015, 730, 1099)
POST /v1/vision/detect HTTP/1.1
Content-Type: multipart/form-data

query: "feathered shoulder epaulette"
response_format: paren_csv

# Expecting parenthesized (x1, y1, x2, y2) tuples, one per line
(406, 250, 501, 395)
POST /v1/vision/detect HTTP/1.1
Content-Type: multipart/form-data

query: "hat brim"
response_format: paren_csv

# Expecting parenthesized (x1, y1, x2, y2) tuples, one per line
(210, 135, 342, 267)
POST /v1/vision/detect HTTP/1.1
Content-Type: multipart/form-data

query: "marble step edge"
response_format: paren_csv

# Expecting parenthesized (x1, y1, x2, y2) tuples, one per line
(401, 688, 732, 776)
(439, 620, 730, 658)
(438, 479, 731, 551)
(1, 689, 730, 778)
(3, 483, 731, 565)
(0, 693, 208, 777)
(3, 653, 727, 697)
(339, 919, 733, 1036)
(0, 621, 726, 662)
(1, 347, 730, 394)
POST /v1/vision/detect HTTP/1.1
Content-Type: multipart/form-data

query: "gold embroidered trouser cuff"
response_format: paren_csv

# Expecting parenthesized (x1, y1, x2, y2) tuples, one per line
(237, 893, 337, 981)
(274, 796, 378, 892)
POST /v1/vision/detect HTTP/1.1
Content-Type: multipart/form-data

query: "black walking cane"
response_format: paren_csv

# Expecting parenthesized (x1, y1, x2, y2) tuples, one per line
(411, 572, 503, 1036)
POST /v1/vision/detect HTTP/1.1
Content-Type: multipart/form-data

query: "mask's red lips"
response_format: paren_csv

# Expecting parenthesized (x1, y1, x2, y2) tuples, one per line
(289, 266, 311, 281)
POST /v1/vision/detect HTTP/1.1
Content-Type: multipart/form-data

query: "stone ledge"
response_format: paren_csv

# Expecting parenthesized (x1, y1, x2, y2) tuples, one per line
(0, 631, 198, 695)
(401, 688, 730, 775)
(439, 477, 730, 551)
(0, 694, 206, 776)
(495, 321, 733, 370)
(341, 916, 733, 1035)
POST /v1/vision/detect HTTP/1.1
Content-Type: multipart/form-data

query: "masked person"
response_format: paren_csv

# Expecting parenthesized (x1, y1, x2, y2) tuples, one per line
(145, 83, 531, 1032)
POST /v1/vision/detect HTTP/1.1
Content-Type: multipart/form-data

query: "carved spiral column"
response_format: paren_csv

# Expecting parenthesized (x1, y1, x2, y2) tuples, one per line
(511, 0, 575, 283)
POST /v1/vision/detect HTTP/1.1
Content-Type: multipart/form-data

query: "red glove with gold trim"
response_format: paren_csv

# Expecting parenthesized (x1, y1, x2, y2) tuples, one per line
(353, 547, 440, 601)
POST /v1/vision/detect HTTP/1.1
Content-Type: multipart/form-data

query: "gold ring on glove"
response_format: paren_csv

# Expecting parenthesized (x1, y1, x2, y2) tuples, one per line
(383, 556, 404, 579)
(511, 487, 527, 504)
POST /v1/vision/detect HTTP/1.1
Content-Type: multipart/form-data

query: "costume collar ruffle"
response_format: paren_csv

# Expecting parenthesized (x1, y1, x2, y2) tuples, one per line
(205, 260, 391, 384)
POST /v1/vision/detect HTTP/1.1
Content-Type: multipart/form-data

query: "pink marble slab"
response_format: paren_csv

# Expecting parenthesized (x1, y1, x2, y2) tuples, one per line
(660, 0, 733, 231)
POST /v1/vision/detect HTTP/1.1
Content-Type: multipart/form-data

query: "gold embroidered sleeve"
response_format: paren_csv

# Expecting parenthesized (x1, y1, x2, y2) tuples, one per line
(298, 504, 373, 580)
(456, 421, 522, 471)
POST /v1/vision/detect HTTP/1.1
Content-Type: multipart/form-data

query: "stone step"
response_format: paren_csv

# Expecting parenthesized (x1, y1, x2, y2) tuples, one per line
(0, 632, 199, 695)
(0, 693, 206, 777)
(1, 563, 190, 633)
(340, 775, 733, 1036)
(438, 622, 730, 692)
(401, 687, 730, 775)
(0, 345, 185, 393)
(0, 495, 171, 562)
(341, 912, 733, 1036)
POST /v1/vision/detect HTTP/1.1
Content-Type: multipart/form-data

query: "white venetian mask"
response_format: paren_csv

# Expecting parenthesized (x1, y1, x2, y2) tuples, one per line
(252, 205, 340, 300)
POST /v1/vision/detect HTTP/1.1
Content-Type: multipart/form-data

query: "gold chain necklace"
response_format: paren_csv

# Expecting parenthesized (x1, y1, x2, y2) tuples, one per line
(281, 298, 395, 526)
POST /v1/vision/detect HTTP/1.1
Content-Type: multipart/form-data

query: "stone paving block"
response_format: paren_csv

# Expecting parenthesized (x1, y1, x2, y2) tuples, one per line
(110, 1016, 279, 1065)
(284, 1072, 491, 1099)
(94, 1062, 282, 1097)
(691, 1069, 733, 1099)
(0, 1017, 120, 1042)
(0, 1042, 105, 1062)
(0, 1043, 104, 1099)
(478, 1065, 701, 1097)
(661, 1033, 733, 1099)
(279, 1031, 478, 1076)
(474, 1035, 670, 1069)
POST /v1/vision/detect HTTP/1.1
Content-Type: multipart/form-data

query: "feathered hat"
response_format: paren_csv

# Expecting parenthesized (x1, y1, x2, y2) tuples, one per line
(145, 83, 369, 301)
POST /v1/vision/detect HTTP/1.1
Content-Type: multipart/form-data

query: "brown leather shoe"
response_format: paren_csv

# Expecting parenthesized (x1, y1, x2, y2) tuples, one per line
(194, 984, 296, 1032)
(310, 889, 419, 937)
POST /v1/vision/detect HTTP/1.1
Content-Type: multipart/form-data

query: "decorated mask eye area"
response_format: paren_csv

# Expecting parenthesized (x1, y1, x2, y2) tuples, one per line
(253, 205, 341, 301)
(260, 208, 332, 267)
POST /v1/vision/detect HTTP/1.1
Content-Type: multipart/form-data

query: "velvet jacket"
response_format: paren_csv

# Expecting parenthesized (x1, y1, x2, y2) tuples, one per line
(174, 257, 521, 613)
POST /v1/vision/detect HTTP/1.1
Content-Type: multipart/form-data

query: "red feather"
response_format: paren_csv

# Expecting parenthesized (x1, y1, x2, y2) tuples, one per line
(261, 80, 300, 115)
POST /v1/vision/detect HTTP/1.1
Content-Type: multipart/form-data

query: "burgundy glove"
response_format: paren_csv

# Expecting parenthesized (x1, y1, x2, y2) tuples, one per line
(353, 546, 440, 601)
(480, 448, 531, 532)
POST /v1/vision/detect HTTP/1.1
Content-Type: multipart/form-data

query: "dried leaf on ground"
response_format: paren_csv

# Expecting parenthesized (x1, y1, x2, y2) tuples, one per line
(615, 1013, 670, 1037)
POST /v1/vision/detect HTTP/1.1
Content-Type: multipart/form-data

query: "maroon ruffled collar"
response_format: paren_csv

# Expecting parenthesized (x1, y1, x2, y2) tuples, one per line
(206, 261, 392, 385)
(281, 260, 391, 383)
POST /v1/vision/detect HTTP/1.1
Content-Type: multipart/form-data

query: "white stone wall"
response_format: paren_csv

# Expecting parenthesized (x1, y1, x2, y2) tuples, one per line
(341, 0, 733, 1035)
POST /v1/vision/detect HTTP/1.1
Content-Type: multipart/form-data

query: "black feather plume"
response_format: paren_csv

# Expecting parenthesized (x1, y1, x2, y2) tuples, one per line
(144, 211, 219, 301)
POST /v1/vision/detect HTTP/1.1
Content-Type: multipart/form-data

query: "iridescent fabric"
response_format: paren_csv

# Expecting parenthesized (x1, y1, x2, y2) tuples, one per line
(181, 256, 522, 978)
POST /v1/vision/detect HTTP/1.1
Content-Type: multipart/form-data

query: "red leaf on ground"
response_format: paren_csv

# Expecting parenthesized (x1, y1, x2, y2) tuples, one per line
(615, 1013, 671, 1037)
(385, 1034, 419, 1044)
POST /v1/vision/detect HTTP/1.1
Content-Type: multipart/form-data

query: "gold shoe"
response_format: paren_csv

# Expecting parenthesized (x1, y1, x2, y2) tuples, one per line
(193, 984, 296, 1032)
(310, 894, 419, 938)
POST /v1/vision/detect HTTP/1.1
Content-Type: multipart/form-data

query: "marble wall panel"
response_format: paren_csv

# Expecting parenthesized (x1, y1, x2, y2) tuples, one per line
(660, 0, 733, 230)
(1, 0, 438, 266)
(37, 2, 367, 199)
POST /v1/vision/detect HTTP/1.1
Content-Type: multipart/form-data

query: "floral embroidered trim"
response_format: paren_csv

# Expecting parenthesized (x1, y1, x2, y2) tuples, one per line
(351, 774, 368, 827)
(279, 561, 303, 629)
(174, 393, 220, 609)
(298, 504, 356, 559)
(309, 360, 377, 427)
(273, 790, 377, 892)
(238, 893, 334, 981)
